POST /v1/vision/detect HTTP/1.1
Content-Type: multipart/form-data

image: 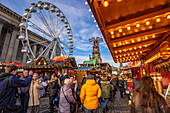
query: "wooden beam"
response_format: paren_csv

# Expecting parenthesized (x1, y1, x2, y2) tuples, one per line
(111, 38, 160, 52)
(106, 5, 170, 29)
(110, 26, 170, 43)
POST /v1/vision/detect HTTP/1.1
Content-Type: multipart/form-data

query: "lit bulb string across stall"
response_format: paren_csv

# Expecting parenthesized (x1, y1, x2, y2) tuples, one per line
(86, 0, 170, 64)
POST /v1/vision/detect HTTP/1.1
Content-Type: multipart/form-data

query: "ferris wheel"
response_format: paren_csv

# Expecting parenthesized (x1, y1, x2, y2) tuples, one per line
(19, 1, 74, 64)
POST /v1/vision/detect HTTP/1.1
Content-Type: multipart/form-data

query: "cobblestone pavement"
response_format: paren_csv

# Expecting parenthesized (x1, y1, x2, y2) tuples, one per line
(27, 90, 130, 113)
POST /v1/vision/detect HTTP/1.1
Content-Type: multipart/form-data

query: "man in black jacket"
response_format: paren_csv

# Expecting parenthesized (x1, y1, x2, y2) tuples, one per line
(0, 64, 32, 106)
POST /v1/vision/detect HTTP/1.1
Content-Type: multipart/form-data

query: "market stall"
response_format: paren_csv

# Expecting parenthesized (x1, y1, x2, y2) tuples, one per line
(23, 56, 77, 76)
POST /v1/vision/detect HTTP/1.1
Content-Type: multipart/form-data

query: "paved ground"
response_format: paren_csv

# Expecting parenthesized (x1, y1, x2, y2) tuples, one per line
(26, 89, 130, 113)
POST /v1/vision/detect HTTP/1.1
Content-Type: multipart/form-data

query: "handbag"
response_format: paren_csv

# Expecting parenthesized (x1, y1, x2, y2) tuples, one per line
(62, 87, 76, 112)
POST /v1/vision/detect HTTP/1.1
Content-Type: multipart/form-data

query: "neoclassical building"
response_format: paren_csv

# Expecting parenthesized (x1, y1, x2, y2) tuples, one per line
(0, 3, 48, 65)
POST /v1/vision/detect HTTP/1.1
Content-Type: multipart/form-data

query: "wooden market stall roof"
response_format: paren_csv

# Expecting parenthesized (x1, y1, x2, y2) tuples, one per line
(87, 0, 170, 63)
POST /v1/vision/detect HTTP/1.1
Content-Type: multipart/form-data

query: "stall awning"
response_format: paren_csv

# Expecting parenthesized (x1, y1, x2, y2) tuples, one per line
(87, 0, 170, 63)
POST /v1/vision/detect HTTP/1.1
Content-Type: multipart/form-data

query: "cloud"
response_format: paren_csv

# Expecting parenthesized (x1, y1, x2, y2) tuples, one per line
(74, 55, 89, 64)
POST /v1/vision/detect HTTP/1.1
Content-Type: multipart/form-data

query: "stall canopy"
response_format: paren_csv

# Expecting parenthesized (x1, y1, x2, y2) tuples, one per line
(87, 0, 170, 63)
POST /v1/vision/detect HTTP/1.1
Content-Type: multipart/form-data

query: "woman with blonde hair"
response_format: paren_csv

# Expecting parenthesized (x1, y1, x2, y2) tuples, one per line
(131, 76, 169, 113)
(28, 73, 43, 113)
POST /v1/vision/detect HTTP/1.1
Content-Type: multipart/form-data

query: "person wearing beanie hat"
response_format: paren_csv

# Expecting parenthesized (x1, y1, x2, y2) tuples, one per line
(80, 75, 101, 113)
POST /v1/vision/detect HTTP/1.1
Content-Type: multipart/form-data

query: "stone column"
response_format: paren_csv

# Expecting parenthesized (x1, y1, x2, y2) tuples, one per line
(0, 29, 12, 62)
(0, 23, 3, 37)
(5, 30, 18, 62)
(11, 39, 19, 62)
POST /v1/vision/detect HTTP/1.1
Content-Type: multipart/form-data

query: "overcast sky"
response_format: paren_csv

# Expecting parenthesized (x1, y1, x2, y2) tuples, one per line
(0, 0, 123, 67)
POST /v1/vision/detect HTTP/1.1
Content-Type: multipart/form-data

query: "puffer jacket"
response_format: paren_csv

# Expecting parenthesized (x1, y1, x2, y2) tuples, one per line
(101, 80, 111, 99)
(48, 81, 59, 97)
(80, 79, 101, 110)
(132, 78, 139, 90)
(131, 92, 170, 113)
(59, 85, 76, 113)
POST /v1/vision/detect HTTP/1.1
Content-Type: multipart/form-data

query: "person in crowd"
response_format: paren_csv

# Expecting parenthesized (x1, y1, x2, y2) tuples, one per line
(101, 75, 111, 113)
(80, 75, 102, 113)
(29, 70, 34, 78)
(94, 74, 102, 86)
(49, 73, 59, 113)
(131, 76, 170, 113)
(110, 75, 118, 98)
(81, 74, 87, 87)
(59, 79, 76, 113)
(0, 64, 31, 107)
(28, 73, 43, 113)
(44, 72, 50, 82)
(38, 73, 44, 82)
(19, 70, 31, 113)
(132, 75, 139, 90)
(58, 72, 64, 81)
(118, 76, 125, 98)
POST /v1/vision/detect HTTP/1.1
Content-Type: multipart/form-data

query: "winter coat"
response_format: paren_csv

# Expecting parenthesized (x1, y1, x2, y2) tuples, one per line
(118, 78, 125, 91)
(132, 78, 139, 90)
(19, 76, 30, 94)
(131, 92, 170, 113)
(28, 80, 43, 106)
(101, 81, 111, 99)
(110, 77, 118, 91)
(0, 73, 32, 105)
(59, 85, 76, 113)
(48, 80, 59, 97)
(80, 79, 101, 110)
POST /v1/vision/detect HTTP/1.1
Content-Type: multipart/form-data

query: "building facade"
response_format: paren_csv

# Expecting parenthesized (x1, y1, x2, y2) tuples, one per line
(0, 3, 49, 65)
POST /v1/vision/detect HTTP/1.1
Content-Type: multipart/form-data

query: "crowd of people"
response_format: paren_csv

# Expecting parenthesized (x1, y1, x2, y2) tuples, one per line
(0, 64, 169, 113)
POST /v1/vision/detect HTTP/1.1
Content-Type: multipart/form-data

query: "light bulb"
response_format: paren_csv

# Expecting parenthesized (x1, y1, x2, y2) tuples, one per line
(119, 28, 122, 32)
(146, 21, 150, 25)
(103, 0, 109, 7)
(127, 26, 131, 30)
(111, 31, 114, 34)
(156, 18, 161, 22)
(136, 23, 140, 28)
(167, 14, 170, 19)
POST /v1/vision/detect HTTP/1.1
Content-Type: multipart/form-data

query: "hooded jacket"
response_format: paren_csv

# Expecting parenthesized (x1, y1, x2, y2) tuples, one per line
(0, 73, 32, 105)
(80, 79, 101, 110)
(101, 80, 111, 99)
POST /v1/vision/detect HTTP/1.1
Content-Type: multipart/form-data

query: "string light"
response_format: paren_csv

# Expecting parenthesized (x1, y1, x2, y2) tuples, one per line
(138, 38, 141, 41)
(96, 25, 98, 27)
(145, 44, 147, 47)
(92, 15, 94, 17)
(145, 36, 148, 39)
(134, 47, 137, 50)
(124, 54, 126, 56)
(132, 40, 135, 43)
(125, 41, 128, 44)
(139, 46, 142, 49)
(94, 20, 96, 22)
(136, 52, 138, 54)
(119, 50, 122, 53)
(146, 21, 150, 25)
(152, 34, 155, 38)
(128, 54, 130, 56)
(119, 43, 122, 45)
(98, 28, 100, 30)
(89, 9, 91, 12)
(115, 51, 117, 54)
(140, 51, 142, 53)
(129, 48, 132, 51)
(114, 44, 116, 47)
(132, 53, 134, 55)
(111, 31, 114, 34)
(85, 2, 88, 5)
(112, 35, 115, 38)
